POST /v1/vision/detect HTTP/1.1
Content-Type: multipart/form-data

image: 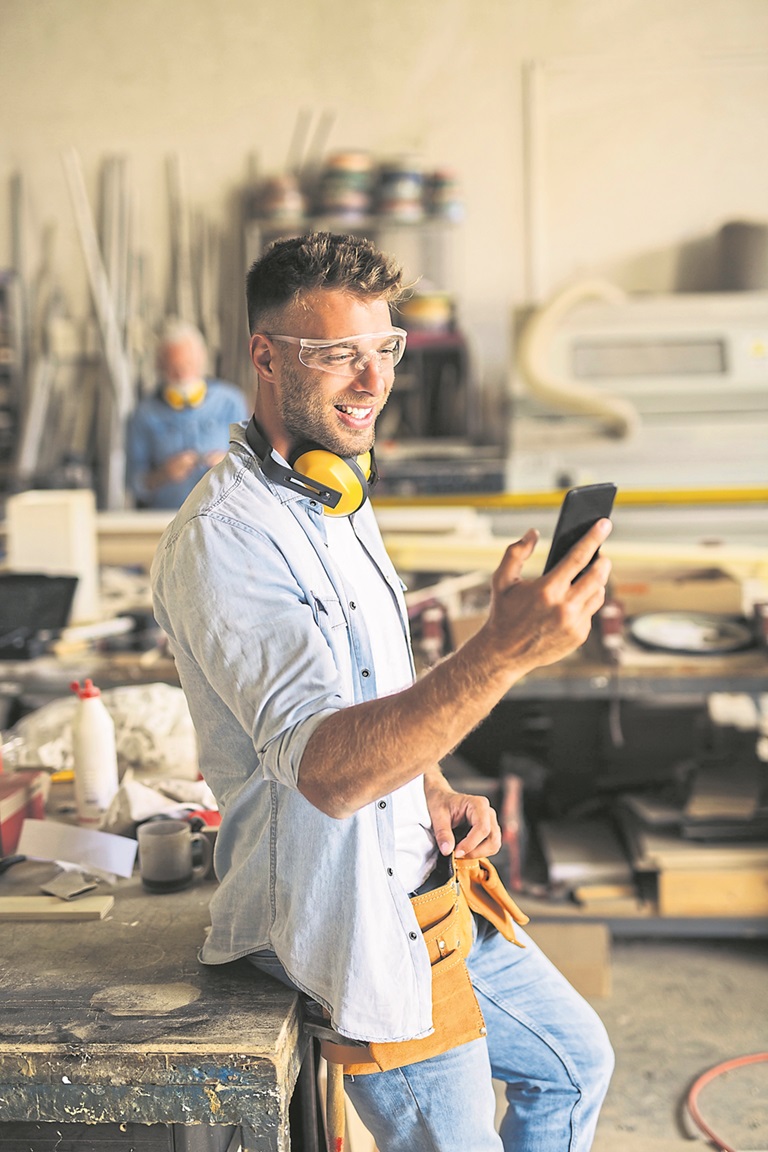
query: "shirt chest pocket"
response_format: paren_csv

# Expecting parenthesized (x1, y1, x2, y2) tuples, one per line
(307, 587, 354, 691)
(308, 589, 348, 633)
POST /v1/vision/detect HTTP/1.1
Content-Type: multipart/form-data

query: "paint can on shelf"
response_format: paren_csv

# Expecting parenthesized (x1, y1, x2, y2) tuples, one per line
(425, 169, 464, 223)
(256, 174, 306, 224)
(397, 291, 455, 332)
(376, 156, 425, 222)
(315, 151, 375, 220)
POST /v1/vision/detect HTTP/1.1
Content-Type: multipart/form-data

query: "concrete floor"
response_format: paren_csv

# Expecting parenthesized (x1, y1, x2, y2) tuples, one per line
(587, 936, 768, 1152)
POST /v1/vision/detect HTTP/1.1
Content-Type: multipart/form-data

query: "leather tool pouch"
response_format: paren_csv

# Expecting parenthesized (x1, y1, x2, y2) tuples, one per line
(321, 854, 529, 1075)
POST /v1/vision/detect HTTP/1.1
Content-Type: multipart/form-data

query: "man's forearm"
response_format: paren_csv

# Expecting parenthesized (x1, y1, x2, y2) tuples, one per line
(298, 523, 612, 819)
(298, 626, 525, 818)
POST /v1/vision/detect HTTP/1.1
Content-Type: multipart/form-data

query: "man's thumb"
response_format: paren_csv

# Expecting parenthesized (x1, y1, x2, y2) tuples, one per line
(515, 528, 539, 556)
(496, 529, 539, 584)
(434, 821, 455, 857)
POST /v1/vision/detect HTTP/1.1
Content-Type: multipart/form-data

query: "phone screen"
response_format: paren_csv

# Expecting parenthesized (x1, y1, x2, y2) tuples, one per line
(543, 483, 617, 579)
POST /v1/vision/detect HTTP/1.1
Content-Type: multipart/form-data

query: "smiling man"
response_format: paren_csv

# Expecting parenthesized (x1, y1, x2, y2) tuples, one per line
(253, 293, 399, 454)
(151, 232, 615, 1152)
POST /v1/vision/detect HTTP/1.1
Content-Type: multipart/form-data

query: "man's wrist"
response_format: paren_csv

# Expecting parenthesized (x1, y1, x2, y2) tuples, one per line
(423, 768, 450, 796)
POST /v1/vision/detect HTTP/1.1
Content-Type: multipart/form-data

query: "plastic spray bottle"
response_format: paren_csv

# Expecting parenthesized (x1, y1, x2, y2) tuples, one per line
(70, 679, 119, 827)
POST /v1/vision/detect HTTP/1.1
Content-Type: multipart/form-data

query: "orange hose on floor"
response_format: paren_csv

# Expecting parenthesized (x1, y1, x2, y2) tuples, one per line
(685, 1052, 768, 1152)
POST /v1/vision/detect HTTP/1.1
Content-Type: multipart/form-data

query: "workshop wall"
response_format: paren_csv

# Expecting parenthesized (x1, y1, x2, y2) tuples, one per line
(0, 0, 766, 417)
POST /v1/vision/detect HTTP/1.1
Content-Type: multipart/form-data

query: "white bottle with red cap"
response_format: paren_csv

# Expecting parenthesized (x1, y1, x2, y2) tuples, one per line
(70, 679, 119, 827)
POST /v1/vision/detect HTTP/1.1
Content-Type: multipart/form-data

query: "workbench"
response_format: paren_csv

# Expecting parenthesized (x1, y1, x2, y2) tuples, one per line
(0, 862, 308, 1151)
(505, 644, 768, 701)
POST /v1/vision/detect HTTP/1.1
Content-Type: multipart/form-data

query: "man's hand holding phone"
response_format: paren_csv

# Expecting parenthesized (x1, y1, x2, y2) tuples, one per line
(543, 482, 617, 580)
(480, 489, 615, 682)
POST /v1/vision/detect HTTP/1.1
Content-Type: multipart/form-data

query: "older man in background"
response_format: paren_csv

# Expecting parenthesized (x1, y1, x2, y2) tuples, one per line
(126, 320, 249, 509)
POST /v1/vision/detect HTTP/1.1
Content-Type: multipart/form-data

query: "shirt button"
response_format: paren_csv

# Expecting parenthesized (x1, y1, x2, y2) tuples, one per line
(409, 932, 418, 941)
(378, 800, 387, 809)
(350, 601, 357, 610)
(387, 867, 394, 877)
(361, 669, 370, 678)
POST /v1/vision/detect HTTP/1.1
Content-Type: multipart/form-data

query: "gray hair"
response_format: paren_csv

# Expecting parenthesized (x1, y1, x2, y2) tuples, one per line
(157, 319, 208, 362)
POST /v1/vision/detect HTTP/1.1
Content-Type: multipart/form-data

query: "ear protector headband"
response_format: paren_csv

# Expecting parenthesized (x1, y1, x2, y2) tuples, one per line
(163, 379, 207, 410)
(245, 417, 377, 517)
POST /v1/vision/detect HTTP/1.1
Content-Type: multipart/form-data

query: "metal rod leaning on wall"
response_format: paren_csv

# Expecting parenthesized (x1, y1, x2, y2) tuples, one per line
(286, 106, 314, 178)
(63, 147, 133, 510)
(166, 152, 196, 325)
(9, 172, 29, 399)
(98, 155, 134, 506)
(196, 213, 221, 370)
(100, 156, 131, 344)
(299, 107, 336, 193)
(16, 223, 60, 485)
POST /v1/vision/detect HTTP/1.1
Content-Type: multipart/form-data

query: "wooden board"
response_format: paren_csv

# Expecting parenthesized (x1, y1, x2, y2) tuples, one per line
(573, 883, 653, 917)
(538, 818, 633, 886)
(0, 895, 114, 921)
(658, 868, 768, 918)
(525, 922, 612, 998)
(628, 825, 768, 872)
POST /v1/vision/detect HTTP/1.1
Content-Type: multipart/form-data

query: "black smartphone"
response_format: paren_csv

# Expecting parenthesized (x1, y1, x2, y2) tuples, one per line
(543, 483, 617, 580)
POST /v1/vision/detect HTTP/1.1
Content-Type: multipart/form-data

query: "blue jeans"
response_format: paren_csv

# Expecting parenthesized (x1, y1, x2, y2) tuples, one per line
(250, 918, 614, 1151)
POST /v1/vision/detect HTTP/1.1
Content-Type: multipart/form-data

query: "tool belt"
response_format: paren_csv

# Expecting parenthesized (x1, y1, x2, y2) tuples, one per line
(320, 855, 529, 1075)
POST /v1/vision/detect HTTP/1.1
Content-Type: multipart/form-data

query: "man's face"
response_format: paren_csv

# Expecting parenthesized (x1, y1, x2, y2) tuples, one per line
(159, 339, 206, 385)
(268, 290, 395, 459)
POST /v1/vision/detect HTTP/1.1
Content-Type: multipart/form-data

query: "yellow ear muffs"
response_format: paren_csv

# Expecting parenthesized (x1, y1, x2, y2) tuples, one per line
(290, 448, 372, 517)
(245, 418, 377, 516)
(163, 379, 207, 410)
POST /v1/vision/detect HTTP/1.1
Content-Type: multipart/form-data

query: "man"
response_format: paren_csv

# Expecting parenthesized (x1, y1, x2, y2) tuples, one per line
(151, 233, 614, 1151)
(126, 320, 250, 508)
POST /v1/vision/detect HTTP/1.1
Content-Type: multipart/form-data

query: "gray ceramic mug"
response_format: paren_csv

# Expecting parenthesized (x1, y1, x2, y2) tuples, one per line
(137, 819, 212, 892)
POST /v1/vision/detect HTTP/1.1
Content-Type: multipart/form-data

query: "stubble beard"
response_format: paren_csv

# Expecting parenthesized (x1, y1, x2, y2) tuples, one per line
(279, 361, 391, 458)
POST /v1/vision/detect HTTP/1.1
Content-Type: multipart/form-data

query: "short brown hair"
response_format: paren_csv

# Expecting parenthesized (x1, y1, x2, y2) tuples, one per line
(245, 232, 404, 333)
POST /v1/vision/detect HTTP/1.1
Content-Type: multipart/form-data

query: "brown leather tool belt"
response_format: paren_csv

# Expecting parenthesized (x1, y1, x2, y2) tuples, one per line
(320, 854, 529, 1075)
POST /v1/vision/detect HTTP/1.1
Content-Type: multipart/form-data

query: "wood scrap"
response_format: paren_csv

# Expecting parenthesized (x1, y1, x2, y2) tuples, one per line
(574, 883, 639, 902)
(684, 758, 762, 823)
(658, 867, 768, 917)
(538, 818, 634, 886)
(573, 882, 652, 917)
(628, 825, 768, 872)
(0, 895, 114, 921)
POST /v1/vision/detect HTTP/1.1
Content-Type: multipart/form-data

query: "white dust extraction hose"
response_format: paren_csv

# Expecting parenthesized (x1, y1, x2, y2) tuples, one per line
(516, 278, 641, 439)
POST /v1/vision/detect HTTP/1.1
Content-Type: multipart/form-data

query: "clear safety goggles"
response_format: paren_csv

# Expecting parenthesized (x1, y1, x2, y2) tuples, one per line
(268, 328, 407, 377)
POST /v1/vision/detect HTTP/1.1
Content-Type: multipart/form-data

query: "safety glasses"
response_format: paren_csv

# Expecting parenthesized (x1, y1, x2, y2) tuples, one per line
(268, 328, 407, 377)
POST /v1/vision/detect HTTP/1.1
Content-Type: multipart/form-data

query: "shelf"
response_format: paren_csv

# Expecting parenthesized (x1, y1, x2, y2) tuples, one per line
(506, 651, 768, 701)
(516, 894, 768, 938)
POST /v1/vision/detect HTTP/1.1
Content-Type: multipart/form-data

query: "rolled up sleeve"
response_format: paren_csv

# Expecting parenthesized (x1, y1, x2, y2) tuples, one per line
(153, 509, 351, 791)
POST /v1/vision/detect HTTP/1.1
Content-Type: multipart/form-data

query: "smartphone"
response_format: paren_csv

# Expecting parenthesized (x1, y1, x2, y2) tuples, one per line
(543, 483, 617, 580)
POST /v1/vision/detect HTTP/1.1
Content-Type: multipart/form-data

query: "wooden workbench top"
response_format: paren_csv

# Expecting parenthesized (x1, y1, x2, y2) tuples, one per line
(0, 862, 304, 1145)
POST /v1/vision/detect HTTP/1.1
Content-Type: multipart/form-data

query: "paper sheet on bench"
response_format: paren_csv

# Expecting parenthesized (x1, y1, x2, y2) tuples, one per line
(18, 818, 137, 878)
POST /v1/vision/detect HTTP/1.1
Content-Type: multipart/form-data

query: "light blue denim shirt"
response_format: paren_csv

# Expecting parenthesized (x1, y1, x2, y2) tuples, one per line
(150, 421, 435, 1043)
(127, 380, 251, 509)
